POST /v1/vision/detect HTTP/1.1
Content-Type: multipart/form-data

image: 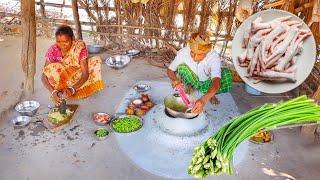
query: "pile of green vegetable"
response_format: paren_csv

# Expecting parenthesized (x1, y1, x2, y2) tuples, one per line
(112, 116, 142, 133)
(48, 109, 73, 123)
(188, 96, 320, 178)
(95, 128, 109, 137)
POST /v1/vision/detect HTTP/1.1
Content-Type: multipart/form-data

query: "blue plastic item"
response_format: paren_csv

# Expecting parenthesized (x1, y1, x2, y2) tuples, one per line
(244, 83, 262, 95)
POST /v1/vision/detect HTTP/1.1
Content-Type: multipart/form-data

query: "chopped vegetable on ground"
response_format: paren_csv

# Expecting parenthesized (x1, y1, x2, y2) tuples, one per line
(48, 108, 73, 123)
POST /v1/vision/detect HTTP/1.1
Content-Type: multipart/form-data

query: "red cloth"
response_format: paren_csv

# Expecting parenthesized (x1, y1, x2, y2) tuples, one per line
(45, 43, 88, 63)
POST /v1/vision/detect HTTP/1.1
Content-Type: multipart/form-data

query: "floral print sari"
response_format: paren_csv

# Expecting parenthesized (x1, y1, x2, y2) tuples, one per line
(43, 40, 104, 99)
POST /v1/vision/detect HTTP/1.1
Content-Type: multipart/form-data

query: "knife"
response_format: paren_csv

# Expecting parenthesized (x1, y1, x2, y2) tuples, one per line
(59, 98, 67, 114)
(174, 84, 193, 109)
(57, 92, 67, 114)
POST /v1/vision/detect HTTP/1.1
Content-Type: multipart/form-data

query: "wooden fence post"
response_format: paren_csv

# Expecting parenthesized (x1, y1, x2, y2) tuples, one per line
(21, 0, 36, 94)
(39, 0, 46, 17)
(72, 0, 82, 39)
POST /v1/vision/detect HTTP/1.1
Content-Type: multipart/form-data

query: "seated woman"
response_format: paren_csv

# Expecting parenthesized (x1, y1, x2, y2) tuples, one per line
(41, 25, 104, 103)
(167, 32, 232, 114)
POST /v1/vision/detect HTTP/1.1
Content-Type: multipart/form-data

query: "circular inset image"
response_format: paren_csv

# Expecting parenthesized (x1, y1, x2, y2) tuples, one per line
(232, 9, 317, 94)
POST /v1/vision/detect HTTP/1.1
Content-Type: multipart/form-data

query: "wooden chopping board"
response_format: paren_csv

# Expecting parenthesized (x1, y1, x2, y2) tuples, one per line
(43, 104, 79, 133)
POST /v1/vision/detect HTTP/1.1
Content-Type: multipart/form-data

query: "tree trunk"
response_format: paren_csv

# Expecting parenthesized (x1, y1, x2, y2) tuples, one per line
(72, 0, 82, 39)
(21, 0, 36, 94)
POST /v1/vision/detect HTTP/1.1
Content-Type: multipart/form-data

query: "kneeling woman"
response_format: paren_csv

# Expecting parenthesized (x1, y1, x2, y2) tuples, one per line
(42, 25, 104, 103)
(167, 32, 232, 114)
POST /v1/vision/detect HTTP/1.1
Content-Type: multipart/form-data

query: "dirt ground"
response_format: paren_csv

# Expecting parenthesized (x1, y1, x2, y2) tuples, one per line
(0, 35, 319, 180)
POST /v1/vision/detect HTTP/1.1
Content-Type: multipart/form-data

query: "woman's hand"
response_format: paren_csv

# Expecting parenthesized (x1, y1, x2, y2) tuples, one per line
(171, 80, 182, 89)
(191, 98, 206, 114)
(51, 90, 62, 105)
(167, 69, 182, 89)
(62, 87, 75, 99)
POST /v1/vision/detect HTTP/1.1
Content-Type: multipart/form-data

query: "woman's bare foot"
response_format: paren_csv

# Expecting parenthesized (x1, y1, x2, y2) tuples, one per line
(210, 96, 220, 105)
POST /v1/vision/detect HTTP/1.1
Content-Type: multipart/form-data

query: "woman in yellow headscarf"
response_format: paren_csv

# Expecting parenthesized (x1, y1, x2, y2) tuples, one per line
(41, 25, 104, 103)
(167, 32, 232, 114)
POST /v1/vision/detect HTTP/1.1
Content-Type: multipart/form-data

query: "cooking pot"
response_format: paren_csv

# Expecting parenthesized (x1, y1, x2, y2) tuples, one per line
(164, 93, 198, 119)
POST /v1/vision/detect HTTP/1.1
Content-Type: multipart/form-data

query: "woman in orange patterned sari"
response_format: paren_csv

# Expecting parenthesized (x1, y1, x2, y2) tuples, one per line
(41, 26, 104, 104)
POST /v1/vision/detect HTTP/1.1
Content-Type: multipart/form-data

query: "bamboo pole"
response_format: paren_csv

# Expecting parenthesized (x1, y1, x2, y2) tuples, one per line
(183, 0, 192, 46)
(1, 9, 234, 41)
(78, 0, 99, 22)
(14, 0, 206, 14)
(308, 0, 320, 26)
(282, 0, 296, 13)
(96, 32, 184, 42)
(199, 0, 208, 33)
(221, 0, 236, 56)
(39, 0, 46, 17)
(0, 12, 203, 33)
(264, 0, 285, 9)
(95, 32, 231, 42)
(72, 0, 82, 39)
(165, 0, 175, 43)
(21, 0, 36, 93)
(115, 0, 122, 46)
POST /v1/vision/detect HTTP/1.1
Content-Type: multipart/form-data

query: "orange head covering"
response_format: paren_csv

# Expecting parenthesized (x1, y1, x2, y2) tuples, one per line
(188, 32, 213, 54)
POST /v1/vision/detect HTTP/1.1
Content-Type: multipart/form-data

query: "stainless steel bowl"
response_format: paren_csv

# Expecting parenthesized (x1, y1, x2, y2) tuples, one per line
(94, 128, 110, 140)
(126, 49, 140, 57)
(105, 55, 131, 69)
(88, 44, 104, 54)
(133, 83, 151, 92)
(164, 94, 198, 119)
(12, 116, 31, 127)
(92, 112, 111, 126)
(15, 100, 40, 116)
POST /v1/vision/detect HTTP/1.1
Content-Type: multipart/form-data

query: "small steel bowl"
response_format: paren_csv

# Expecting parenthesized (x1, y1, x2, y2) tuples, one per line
(92, 112, 111, 126)
(132, 99, 143, 108)
(15, 100, 40, 116)
(105, 55, 131, 69)
(133, 83, 151, 92)
(94, 128, 110, 140)
(126, 49, 140, 57)
(88, 44, 104, 54)
(12, 116, 31, 127)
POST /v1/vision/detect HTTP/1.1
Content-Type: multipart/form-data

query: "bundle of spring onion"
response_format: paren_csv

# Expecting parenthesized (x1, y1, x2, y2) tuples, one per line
(188, 95, 320, 178)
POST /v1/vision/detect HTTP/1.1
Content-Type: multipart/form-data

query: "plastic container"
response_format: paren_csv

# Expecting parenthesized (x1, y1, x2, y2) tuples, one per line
(244, 83, 262, 95)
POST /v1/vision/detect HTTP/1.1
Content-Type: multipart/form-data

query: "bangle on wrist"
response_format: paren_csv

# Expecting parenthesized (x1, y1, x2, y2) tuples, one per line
(172, 80, 180, 87)
(51, 90, 58, 96)
(68, 87, 76, 95)
(57, 91, 63, 98)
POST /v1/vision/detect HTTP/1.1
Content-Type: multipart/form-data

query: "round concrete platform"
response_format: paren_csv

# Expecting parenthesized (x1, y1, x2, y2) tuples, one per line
(153, 105, 208, 136)
(114, 81, 249, 179)
(114, 107, 215, 179)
